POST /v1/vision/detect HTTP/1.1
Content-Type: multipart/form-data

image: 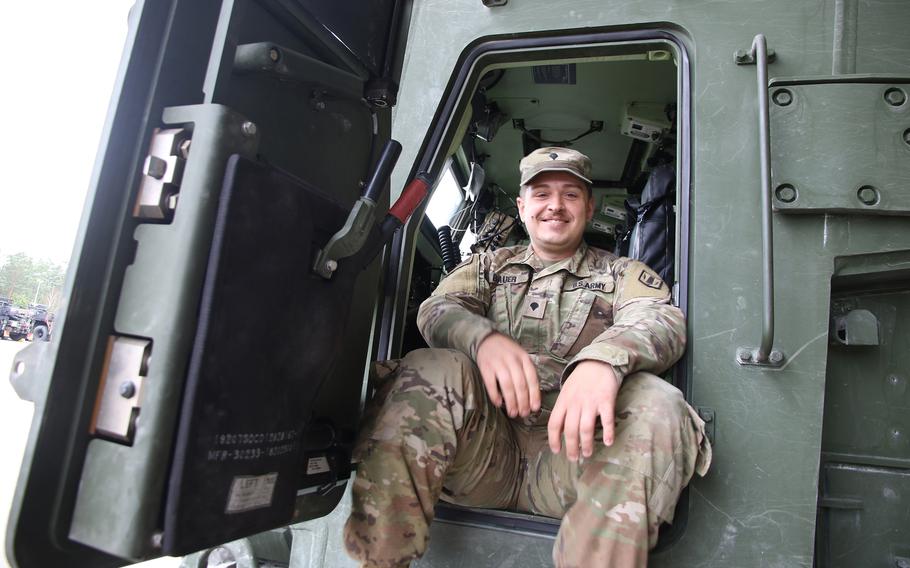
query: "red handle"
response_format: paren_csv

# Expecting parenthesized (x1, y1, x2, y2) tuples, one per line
(389, 174, 431, 223)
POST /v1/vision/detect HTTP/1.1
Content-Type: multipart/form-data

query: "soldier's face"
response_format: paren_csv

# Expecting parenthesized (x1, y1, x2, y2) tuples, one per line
(517, 171, 594, 260)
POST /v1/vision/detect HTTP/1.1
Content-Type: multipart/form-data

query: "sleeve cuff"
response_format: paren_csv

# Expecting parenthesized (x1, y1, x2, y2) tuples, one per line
(561, 344, 630, 385)
(435, 310, 496, 360)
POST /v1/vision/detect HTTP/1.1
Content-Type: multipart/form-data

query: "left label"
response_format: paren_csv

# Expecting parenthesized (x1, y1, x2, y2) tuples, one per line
(225, 472, 279, 513)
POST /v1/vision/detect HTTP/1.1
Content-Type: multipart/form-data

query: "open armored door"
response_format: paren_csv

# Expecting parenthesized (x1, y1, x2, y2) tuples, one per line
(7, 0, 410, 565)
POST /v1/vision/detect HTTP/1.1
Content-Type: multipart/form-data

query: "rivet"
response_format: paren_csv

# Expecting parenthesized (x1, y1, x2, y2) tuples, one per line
(775, 184, 797, 203)
(772, 89, 793, 107)
(884, 87, 907, 107)
(241, 121, 258, 137)
(857, 185, 880, 206)
(119, 381, 136, 399)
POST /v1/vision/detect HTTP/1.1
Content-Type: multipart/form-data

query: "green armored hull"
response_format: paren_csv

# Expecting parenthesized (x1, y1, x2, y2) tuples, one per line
(7, 1, 910, 567)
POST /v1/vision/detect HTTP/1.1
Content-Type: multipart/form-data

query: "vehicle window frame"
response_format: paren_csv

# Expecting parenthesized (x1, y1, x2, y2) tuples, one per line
(376, 27, 692, 549)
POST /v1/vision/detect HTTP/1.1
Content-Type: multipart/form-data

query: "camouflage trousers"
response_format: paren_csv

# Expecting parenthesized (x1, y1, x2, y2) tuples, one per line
(344, 349, 711, 568)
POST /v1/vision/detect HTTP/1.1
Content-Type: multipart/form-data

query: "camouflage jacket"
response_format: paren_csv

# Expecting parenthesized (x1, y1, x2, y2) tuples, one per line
(416, 243, 686, 391)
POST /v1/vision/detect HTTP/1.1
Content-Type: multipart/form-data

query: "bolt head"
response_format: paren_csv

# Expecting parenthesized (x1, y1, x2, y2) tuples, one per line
(775, 184, 797, 203)
(241, 121, 257, 137)
(738, 349, 753, 363)
(151, 532, 163, 549)
(772, 89, 793, 106)
(769, 351, 784, 364)
(857, 185, 880, 206)
(325, 260, 338, 272)
(268, 47, 280, 62)
(118, 381, 136, 399)
(903, 128, 910, 146)
(178, 138, 192, 159)
(884, 87, 907, 107)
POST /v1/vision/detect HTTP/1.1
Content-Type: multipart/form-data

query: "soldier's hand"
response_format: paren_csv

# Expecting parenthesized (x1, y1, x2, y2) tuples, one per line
(476, 332, 541, 418)
(548, 361, 620, 461)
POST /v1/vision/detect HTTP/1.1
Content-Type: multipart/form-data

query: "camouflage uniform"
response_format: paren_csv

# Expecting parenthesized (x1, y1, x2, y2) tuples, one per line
(344, 243, 712, 568)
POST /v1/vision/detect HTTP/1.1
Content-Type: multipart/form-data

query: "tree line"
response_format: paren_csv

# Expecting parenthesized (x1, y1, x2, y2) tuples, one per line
(0, 253, 66, 313)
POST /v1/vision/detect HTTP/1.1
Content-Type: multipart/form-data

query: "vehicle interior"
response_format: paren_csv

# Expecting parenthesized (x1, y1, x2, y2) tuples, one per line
(403, 49, 680, 355)
(393, 44, 685, 536)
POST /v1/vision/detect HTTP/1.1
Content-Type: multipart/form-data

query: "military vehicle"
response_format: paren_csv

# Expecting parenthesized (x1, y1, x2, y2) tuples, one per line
(0, 298, 25, 341)
(0, 301, 51, 342)
(25, 304, 52, 342)
(6, 1, 910, 567)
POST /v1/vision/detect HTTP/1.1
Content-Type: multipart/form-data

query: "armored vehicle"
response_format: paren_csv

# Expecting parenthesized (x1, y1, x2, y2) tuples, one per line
(7, 1, 910, 567)
(25, 304, 52, 342)
(1, 303, 52, 342)
(0, 298, 26, 341)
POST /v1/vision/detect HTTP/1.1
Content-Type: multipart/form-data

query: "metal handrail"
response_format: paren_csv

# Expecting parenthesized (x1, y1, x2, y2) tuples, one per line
(735, 34, 785, 367)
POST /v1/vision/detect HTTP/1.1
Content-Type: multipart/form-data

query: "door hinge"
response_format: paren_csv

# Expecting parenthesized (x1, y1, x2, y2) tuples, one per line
(91, 336, 151, 444)
(133, 127, 191, 221)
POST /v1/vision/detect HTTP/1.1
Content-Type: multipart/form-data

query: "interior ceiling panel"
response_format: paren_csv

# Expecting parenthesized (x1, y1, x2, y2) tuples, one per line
(475, 58, 677, 195)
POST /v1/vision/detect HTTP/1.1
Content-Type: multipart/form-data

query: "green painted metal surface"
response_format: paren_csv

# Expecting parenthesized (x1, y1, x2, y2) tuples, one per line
(383, 1, 910, 566)
(7, 0, 910, 566)
(70, 104, 260, 558)
(817, 260, 910, 566)
(770, 78, 910, 215)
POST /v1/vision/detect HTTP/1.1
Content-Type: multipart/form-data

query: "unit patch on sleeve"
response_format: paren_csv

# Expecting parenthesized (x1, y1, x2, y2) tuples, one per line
(617, 261, 670, 305)
(638, 270, 663, 289)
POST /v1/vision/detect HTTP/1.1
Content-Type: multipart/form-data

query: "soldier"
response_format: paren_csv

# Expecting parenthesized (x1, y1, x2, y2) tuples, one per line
(344, 147, 712, 568)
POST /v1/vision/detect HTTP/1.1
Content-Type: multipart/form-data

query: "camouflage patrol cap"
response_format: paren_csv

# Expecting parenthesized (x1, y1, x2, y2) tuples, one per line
(519, 146, 593, 186)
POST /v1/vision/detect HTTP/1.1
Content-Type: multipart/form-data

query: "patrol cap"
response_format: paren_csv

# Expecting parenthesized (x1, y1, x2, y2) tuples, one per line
(519, 146, 593, 186)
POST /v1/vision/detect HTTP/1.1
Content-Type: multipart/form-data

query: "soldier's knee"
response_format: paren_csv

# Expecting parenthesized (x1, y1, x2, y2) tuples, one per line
(401, 348, 474, 372)
(394, 348, 479, 397)
(622, 372, 688, 423)
(610, 373, 695, 466)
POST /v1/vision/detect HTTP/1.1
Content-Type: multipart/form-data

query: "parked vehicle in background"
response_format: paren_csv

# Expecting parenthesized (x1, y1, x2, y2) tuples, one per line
(0, 299, 53, 342)
(26, 304, 52, 341)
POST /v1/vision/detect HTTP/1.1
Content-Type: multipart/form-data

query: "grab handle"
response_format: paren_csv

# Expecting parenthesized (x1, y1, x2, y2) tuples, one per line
(734, 34, 785, 368)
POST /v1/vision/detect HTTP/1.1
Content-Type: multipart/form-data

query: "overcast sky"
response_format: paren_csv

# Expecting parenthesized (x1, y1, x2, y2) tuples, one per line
(0, 1, 134, 265)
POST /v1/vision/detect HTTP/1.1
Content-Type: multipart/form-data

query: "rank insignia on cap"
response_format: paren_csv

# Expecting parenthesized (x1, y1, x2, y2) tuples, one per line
(638, 270, 663, 289)
(548, 152, 559, 160)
